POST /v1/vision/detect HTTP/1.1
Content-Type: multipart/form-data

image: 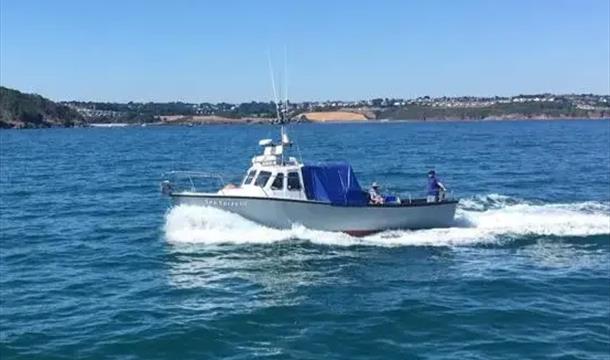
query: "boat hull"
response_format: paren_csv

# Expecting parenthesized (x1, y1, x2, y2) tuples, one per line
(169, 193, 458, 234)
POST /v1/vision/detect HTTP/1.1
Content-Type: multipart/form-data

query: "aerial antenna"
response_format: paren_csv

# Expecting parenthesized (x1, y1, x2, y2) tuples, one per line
(267, 51, 281, 123)
(283, 46, 289, 123)
(268, 49, 292, 165)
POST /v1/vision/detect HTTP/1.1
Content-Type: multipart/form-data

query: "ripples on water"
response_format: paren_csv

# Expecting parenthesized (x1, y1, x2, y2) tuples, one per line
(1, 121, 609, 359)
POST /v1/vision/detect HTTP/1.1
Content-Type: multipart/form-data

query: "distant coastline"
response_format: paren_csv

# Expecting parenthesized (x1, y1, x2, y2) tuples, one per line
(1, 86, 608, 129)
(46, 116, 610, 129)
(4, 115, 609, 129)
(150, 112, 609, 126)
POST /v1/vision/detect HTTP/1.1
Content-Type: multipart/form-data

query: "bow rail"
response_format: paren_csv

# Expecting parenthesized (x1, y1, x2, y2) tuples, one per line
(161, 171, 228, 195)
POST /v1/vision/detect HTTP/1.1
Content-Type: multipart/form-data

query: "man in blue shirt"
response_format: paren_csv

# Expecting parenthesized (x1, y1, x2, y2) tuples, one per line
(426, 170, 447, 203)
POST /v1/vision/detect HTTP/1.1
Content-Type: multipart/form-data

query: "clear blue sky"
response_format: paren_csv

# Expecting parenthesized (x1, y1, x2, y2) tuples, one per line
(1, 0, 608, 103)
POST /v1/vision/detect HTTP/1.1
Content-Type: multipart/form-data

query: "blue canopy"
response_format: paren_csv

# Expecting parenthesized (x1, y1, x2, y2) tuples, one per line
(301, 162, 368, 206)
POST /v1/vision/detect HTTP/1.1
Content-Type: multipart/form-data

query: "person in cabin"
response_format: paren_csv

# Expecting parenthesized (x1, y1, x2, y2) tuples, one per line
(426, 170, 447, 202)
(369, 182, 385, 204)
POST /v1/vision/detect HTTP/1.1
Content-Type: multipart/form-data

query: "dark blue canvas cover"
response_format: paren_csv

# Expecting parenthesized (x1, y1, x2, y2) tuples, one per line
(301, 162, 367, 206)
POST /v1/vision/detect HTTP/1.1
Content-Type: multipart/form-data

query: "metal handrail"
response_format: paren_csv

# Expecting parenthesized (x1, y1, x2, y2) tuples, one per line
(364, 184, 456, 205)
(397, 189, 456, 204)
(163, 171, 226, 184)
(162, 171, 228, 193)
(388, 189, 456, 204)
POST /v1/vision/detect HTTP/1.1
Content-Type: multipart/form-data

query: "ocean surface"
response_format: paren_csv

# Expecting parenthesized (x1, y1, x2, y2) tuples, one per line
(1, 120, 609, 359)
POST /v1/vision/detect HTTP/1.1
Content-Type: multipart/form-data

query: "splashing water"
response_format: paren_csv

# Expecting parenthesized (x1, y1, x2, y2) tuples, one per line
(163, 194, 610, 247)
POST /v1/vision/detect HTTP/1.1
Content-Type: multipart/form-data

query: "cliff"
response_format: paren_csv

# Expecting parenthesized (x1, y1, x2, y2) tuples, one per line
(0, 87, 83, 128)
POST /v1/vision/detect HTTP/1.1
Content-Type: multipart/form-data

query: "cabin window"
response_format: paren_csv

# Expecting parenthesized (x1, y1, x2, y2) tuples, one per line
(287, 172, 301, 191)
(271, 173, 284, 190)
(254, 171, 272, 187)
(243, 170, 256, 185)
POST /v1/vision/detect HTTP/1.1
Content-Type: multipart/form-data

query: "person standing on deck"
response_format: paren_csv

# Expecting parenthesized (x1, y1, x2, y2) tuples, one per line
(426, 170, 447, 202)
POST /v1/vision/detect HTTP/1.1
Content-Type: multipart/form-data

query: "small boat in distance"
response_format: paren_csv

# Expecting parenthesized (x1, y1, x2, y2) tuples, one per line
(161, 126, 458, 236)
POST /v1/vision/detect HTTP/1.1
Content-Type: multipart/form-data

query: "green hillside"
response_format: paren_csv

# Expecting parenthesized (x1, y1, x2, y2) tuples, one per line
(0, 87, 83, 128)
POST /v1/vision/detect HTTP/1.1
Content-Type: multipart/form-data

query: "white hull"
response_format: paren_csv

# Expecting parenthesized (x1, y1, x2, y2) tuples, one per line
(170, 193, 458, 236)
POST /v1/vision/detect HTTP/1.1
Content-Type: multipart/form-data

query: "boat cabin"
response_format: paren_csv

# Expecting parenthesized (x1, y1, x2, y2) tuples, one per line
(218, 131, 369, 206)
(218, 136, 308, 200)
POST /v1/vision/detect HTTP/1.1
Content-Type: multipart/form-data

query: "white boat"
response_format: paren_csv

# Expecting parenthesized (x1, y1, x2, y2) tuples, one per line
(161, 127, 458, 236)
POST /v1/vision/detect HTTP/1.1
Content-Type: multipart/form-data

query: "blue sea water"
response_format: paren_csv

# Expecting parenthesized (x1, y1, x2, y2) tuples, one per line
(1, 120, 609, 359)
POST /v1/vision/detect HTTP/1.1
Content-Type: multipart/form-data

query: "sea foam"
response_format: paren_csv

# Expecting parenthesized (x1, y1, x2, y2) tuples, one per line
(163, 194, 610, 247)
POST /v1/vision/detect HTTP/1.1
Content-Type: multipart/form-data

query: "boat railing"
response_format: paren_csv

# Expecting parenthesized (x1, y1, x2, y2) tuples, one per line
(393, 189, 456, 204)
(161, 171, 227, 194)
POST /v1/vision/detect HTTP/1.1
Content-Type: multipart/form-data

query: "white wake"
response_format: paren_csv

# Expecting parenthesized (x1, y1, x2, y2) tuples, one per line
(163, 194, 610, 247)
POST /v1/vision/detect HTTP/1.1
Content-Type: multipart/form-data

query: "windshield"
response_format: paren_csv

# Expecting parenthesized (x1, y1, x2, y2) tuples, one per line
(271, 173, 284, 190)
(243, 170, 256, 185)
(254, 171, 272, 187)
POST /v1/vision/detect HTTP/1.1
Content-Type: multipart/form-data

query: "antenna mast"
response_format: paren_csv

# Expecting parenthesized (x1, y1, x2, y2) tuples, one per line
(267, 53, 282, 123)
(283, 46, 289, 124)
(268, 50, 291, 164)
